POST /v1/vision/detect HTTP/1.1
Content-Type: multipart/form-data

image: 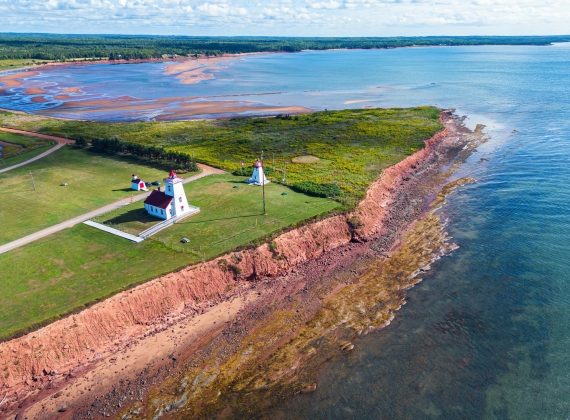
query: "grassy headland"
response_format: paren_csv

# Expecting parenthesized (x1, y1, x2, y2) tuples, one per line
(0, 174, 338, 340)
(0, 107, 444, 207)
(0, 106, 444, 340)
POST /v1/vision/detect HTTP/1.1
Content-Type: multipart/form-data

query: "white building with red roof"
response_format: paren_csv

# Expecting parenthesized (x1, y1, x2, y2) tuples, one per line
(131, 174, 147, 191)
(144, 170, 191, 220)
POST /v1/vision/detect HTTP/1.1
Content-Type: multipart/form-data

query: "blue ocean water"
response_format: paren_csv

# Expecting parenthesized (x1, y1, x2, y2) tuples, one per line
(267, 45, 570, 419)
(3, 45, 570, 418)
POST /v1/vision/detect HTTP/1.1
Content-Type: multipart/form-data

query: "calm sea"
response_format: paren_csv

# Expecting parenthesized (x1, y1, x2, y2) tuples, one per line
(3, 45, 570, 418)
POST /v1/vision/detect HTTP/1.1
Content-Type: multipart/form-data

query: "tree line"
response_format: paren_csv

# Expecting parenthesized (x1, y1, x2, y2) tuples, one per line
(90, 137, 198, 172)
(1, 34, 569, 61)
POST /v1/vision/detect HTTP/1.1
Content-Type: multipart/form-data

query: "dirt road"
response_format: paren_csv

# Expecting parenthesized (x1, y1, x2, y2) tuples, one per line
(0, 127, 74, 174)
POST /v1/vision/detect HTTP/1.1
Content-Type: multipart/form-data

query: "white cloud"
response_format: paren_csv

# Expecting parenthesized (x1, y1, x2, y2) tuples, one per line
(0, 0, 568, 35)
(307, 0, 341, 9)
(197, 2, 247, 16)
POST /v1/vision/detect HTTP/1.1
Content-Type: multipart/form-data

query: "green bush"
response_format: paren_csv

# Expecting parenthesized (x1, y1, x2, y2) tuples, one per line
(347, 216, 364, 230)
(228, 264, 242, 275)
(292, 181, 343, 198)
(73, 136, 88, 148)
(233, 165, 275, 176)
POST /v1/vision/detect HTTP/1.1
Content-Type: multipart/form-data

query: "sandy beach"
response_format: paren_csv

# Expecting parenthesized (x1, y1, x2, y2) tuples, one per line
(0, 70, 40, 88)
(0, 111, 487, 419)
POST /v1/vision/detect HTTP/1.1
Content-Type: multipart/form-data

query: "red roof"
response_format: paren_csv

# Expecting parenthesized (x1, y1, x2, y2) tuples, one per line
(144, 190, 173, 209)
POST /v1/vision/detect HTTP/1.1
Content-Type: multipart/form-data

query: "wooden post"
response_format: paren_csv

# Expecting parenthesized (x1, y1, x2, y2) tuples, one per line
(30, 171, 36, 190)
(261, 153, 267, 215)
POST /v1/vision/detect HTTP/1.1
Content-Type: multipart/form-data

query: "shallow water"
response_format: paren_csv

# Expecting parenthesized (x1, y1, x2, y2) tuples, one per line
(1, 44, 568, 123)
(4, 44, 570, 418)
(269, 44, 570, 419)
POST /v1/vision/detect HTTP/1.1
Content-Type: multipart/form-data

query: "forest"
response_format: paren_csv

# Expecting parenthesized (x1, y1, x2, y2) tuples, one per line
(1, 34, 569, 61)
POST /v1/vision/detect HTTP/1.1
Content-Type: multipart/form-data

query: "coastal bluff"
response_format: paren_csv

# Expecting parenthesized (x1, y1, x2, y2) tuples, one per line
(0, 112, 451, 395)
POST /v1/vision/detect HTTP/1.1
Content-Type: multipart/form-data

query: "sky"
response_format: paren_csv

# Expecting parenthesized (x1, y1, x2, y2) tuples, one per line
(1, 0, 569, 36)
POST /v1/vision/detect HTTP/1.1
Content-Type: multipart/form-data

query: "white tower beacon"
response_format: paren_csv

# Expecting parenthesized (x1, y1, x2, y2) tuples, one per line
(164, 170, 190, 217)
(246, 160, 270, 186)
(144, 170, 199, 221)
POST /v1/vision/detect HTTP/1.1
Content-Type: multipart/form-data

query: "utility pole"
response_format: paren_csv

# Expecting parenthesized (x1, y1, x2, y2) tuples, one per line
(30, 171, 36, 190)
(261, 151, 267, 215)
(282, 162, 287, 184)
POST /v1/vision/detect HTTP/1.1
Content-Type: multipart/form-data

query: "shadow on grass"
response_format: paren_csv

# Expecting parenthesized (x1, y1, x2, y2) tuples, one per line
(104, 208, 161, 226)
(112, 187, 136, 192)
(180, 213, 262, 224)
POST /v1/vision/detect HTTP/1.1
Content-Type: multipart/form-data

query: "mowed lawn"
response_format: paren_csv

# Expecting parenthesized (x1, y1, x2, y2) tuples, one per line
(0, 174, 339, 340)
(99, 174, 339, 255)
(0, 144, 54, 167)
(0, 146, 174, 245)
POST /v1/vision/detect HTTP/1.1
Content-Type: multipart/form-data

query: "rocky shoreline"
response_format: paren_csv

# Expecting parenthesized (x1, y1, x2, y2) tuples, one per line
(0, 110, 483, 419)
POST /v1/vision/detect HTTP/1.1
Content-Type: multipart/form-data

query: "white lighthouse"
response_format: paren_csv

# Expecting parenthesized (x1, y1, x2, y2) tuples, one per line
(246, 160, 270, 186)
(144, 170, 192, 220)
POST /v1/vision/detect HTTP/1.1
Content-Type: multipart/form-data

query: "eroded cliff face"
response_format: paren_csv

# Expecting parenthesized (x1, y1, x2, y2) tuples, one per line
(353, 127, 449, 238)
(0, 116, 448, 393)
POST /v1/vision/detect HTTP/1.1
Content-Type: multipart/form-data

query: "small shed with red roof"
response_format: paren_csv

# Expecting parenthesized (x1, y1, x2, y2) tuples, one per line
(131, 174, 147, 191)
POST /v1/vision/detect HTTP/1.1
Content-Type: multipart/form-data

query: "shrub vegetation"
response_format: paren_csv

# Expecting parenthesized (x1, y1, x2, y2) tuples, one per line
(0, 107, 443, 208)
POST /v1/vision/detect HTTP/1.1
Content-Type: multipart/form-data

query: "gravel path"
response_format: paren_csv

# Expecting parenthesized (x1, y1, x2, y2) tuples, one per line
(0, 127, 74, 174)
(0, 163, 224, 255)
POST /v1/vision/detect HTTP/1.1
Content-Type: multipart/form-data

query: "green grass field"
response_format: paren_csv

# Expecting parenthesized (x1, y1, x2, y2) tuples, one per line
(0, 107, 443, 207)
(97, 174, 338, 251)
(0, 131, 51, 149)
(0, 146, 189, 245)
(0, 130, 52, 161)
(0, 59, 54, 71)
(0, 174, 338, 340)
(0, 145, 54, 167)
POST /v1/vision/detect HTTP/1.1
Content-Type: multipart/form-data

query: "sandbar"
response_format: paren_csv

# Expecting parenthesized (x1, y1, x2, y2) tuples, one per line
(0, 70, 39, 88)
(60, 87, 83, 94)
(165, 55, 240, 85)
(31, 96, 48, 103)
(25, 87, 47, 95)
(53, 94, 74, 101)
(37, 95, 311, 119)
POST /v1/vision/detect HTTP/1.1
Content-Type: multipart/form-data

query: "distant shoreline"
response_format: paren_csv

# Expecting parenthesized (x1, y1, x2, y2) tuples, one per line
(2, 39, 568, 76)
